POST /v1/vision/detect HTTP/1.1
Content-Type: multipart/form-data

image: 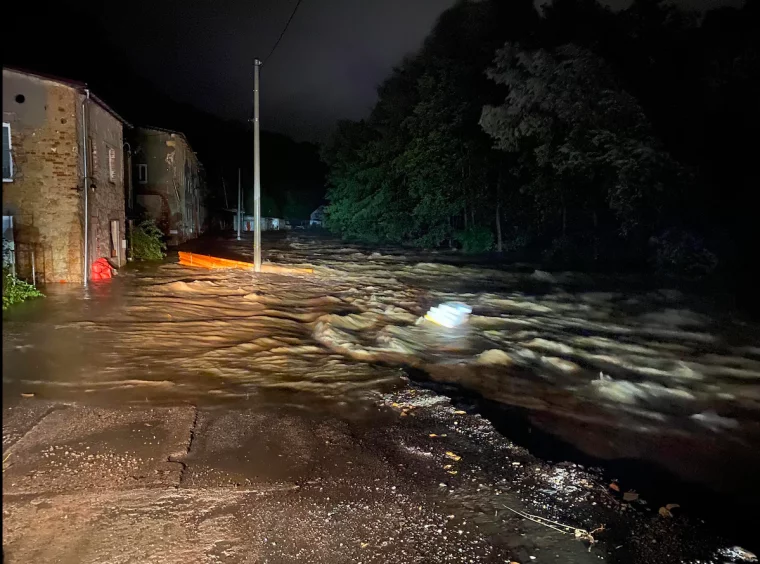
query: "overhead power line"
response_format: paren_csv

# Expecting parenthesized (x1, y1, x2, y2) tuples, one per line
(263, 0, 304, 65)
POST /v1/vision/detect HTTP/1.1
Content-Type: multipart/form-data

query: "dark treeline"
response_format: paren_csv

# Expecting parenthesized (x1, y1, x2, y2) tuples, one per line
(322, 0, 758, 277)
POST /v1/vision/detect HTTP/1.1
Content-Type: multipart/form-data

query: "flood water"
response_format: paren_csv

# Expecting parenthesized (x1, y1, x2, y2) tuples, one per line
(4, 231, 760, 512)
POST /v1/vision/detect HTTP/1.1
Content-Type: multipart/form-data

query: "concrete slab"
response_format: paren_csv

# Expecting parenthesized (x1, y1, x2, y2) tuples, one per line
(2, 485, 512, 564)
(179, 406, 394, 490)
(2, 404, 196, 494)
(2, 400, 58, 451)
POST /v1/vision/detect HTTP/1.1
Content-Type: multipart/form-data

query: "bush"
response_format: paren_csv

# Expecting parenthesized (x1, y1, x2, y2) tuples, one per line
(3, 268, 44, 310)
(650, 228, 718, 276)
(130, 220, 166, 261)
(454, 226, 494, 254)
(503, 232, 531, 253)
(542, 236, 583, 266)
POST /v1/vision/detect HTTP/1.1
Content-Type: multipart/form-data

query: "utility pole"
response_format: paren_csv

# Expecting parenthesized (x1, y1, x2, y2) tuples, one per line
(237, 167, 242, 241)
(253, 58, 262, 272)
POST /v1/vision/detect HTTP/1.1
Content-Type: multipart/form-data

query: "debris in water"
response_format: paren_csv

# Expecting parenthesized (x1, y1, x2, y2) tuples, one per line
(501, 504, 604, 551)
(445, 451, 461, 462)
(717, 546, 758, 562)
(531, 270, 557, 283)
(424, 302, 472, 328)
(623, 491, 639, 502)
(658, 504, 680, 518)
(21, 393, 35, 398)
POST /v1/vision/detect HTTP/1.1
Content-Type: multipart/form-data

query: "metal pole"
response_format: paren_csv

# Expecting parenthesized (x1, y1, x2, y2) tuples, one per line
(9, 216, 16, 278)
(237, 167, 242, 240)
(82, 89, 90, 288)
(253, 59, 262, 272)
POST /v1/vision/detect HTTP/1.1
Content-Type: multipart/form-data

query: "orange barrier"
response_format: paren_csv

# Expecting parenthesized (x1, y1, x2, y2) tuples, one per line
(178, 252, 313, 275)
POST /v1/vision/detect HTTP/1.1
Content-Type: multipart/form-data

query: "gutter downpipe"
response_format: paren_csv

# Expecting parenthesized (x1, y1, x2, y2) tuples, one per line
(123, 141, 132, 212)
(82, 89, 90, 288)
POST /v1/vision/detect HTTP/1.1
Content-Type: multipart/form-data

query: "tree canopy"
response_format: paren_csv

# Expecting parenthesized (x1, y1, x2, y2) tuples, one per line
(322, 0, 758, 272)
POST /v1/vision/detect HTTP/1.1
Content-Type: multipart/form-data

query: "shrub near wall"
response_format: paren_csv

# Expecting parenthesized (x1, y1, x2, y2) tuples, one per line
(130, 220, 167, 261)
(2, 268, 43, 310)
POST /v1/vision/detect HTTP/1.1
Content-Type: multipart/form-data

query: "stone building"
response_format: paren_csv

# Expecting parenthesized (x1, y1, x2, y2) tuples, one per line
(2, 67, 129, 284)
(129, 126, 206, 246)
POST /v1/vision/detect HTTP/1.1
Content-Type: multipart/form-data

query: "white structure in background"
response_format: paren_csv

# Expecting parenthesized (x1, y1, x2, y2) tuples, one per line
(424, 302, 473, 328)
(234, 213, 290, 232)
(310, 205, 327, 227)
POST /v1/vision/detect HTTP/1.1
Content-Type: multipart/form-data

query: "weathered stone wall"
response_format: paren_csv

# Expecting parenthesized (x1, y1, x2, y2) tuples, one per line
(86, 100, 125, 268)
(132, 129, 172, 236)
(2, 70, 83, 284)
(131, 128, 203, 246)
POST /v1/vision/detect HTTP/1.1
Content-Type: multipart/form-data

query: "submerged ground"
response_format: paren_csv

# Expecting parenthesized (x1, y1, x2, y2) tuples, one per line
(3, 231, 759, 563)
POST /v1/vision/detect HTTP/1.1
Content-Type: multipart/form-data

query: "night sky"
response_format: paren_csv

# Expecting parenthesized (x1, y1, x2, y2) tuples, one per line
(6, 0, 742, 143)
(96, 0, 459, 142)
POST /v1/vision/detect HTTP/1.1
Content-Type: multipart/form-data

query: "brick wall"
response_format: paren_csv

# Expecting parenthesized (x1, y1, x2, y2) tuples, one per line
(2, 70, 83, 284)
(2, 69, 126, 284)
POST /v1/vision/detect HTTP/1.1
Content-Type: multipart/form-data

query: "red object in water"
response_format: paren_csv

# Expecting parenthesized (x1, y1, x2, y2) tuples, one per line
(90, 258, 113, 281)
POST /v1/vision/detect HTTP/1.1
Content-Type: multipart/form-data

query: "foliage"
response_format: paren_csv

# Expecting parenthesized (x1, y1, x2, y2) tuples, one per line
(282, 192, 313, 221)
(3, 267, 44, 310)
(260, 194, 280, 218)
(321, 0, 757, 274)
(455, 226, 494, 254)
(650, 229, 718, 277)
(322, 1, 538, 248)
(130, 220, 166, 261)
(480, 42, 687, 243)
(502, 232, 532, 253)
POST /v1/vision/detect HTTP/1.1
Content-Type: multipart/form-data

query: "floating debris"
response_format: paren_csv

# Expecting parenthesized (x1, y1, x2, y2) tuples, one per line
(717, 546, 758, 562)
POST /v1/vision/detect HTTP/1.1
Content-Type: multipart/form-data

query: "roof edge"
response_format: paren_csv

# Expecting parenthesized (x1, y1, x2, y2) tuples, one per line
(137, 125, 200, 161)
(3, 65, 132, 128)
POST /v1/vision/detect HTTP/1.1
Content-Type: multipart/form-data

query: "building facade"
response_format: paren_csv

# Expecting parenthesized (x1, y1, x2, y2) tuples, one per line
(130, 126, 205, 245)
(310, 205, 326, 227)
(2, 67, 127, 284)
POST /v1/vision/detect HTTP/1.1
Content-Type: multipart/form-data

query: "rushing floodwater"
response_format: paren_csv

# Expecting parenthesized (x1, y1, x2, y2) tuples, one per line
(4, 232, 760, 502)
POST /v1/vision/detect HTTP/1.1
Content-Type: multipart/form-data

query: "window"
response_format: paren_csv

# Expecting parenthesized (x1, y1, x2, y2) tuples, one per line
(88, 137, 98, 173)
(3, 123, 13, 182)
(107, 146, 117, 183)
(137, 164, 148, 184)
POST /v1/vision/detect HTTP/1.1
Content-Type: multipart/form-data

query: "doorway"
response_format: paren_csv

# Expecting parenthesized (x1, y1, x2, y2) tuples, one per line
(110, 220, 120, 264)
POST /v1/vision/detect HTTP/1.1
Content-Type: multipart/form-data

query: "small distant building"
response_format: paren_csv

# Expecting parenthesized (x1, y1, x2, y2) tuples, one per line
(129, 126, 206, 245)
(233, 214, 289, 232)
(310, 205, 326, 227)
(2, 67, 129, 284)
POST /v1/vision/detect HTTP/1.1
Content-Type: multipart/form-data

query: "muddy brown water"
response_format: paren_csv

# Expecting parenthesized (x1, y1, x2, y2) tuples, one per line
(4, 231, 760, 555)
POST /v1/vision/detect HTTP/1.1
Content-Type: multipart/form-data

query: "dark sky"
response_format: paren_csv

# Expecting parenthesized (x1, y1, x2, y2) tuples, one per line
(8, 0, 742, 144)
(94, 0, 458, 143)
